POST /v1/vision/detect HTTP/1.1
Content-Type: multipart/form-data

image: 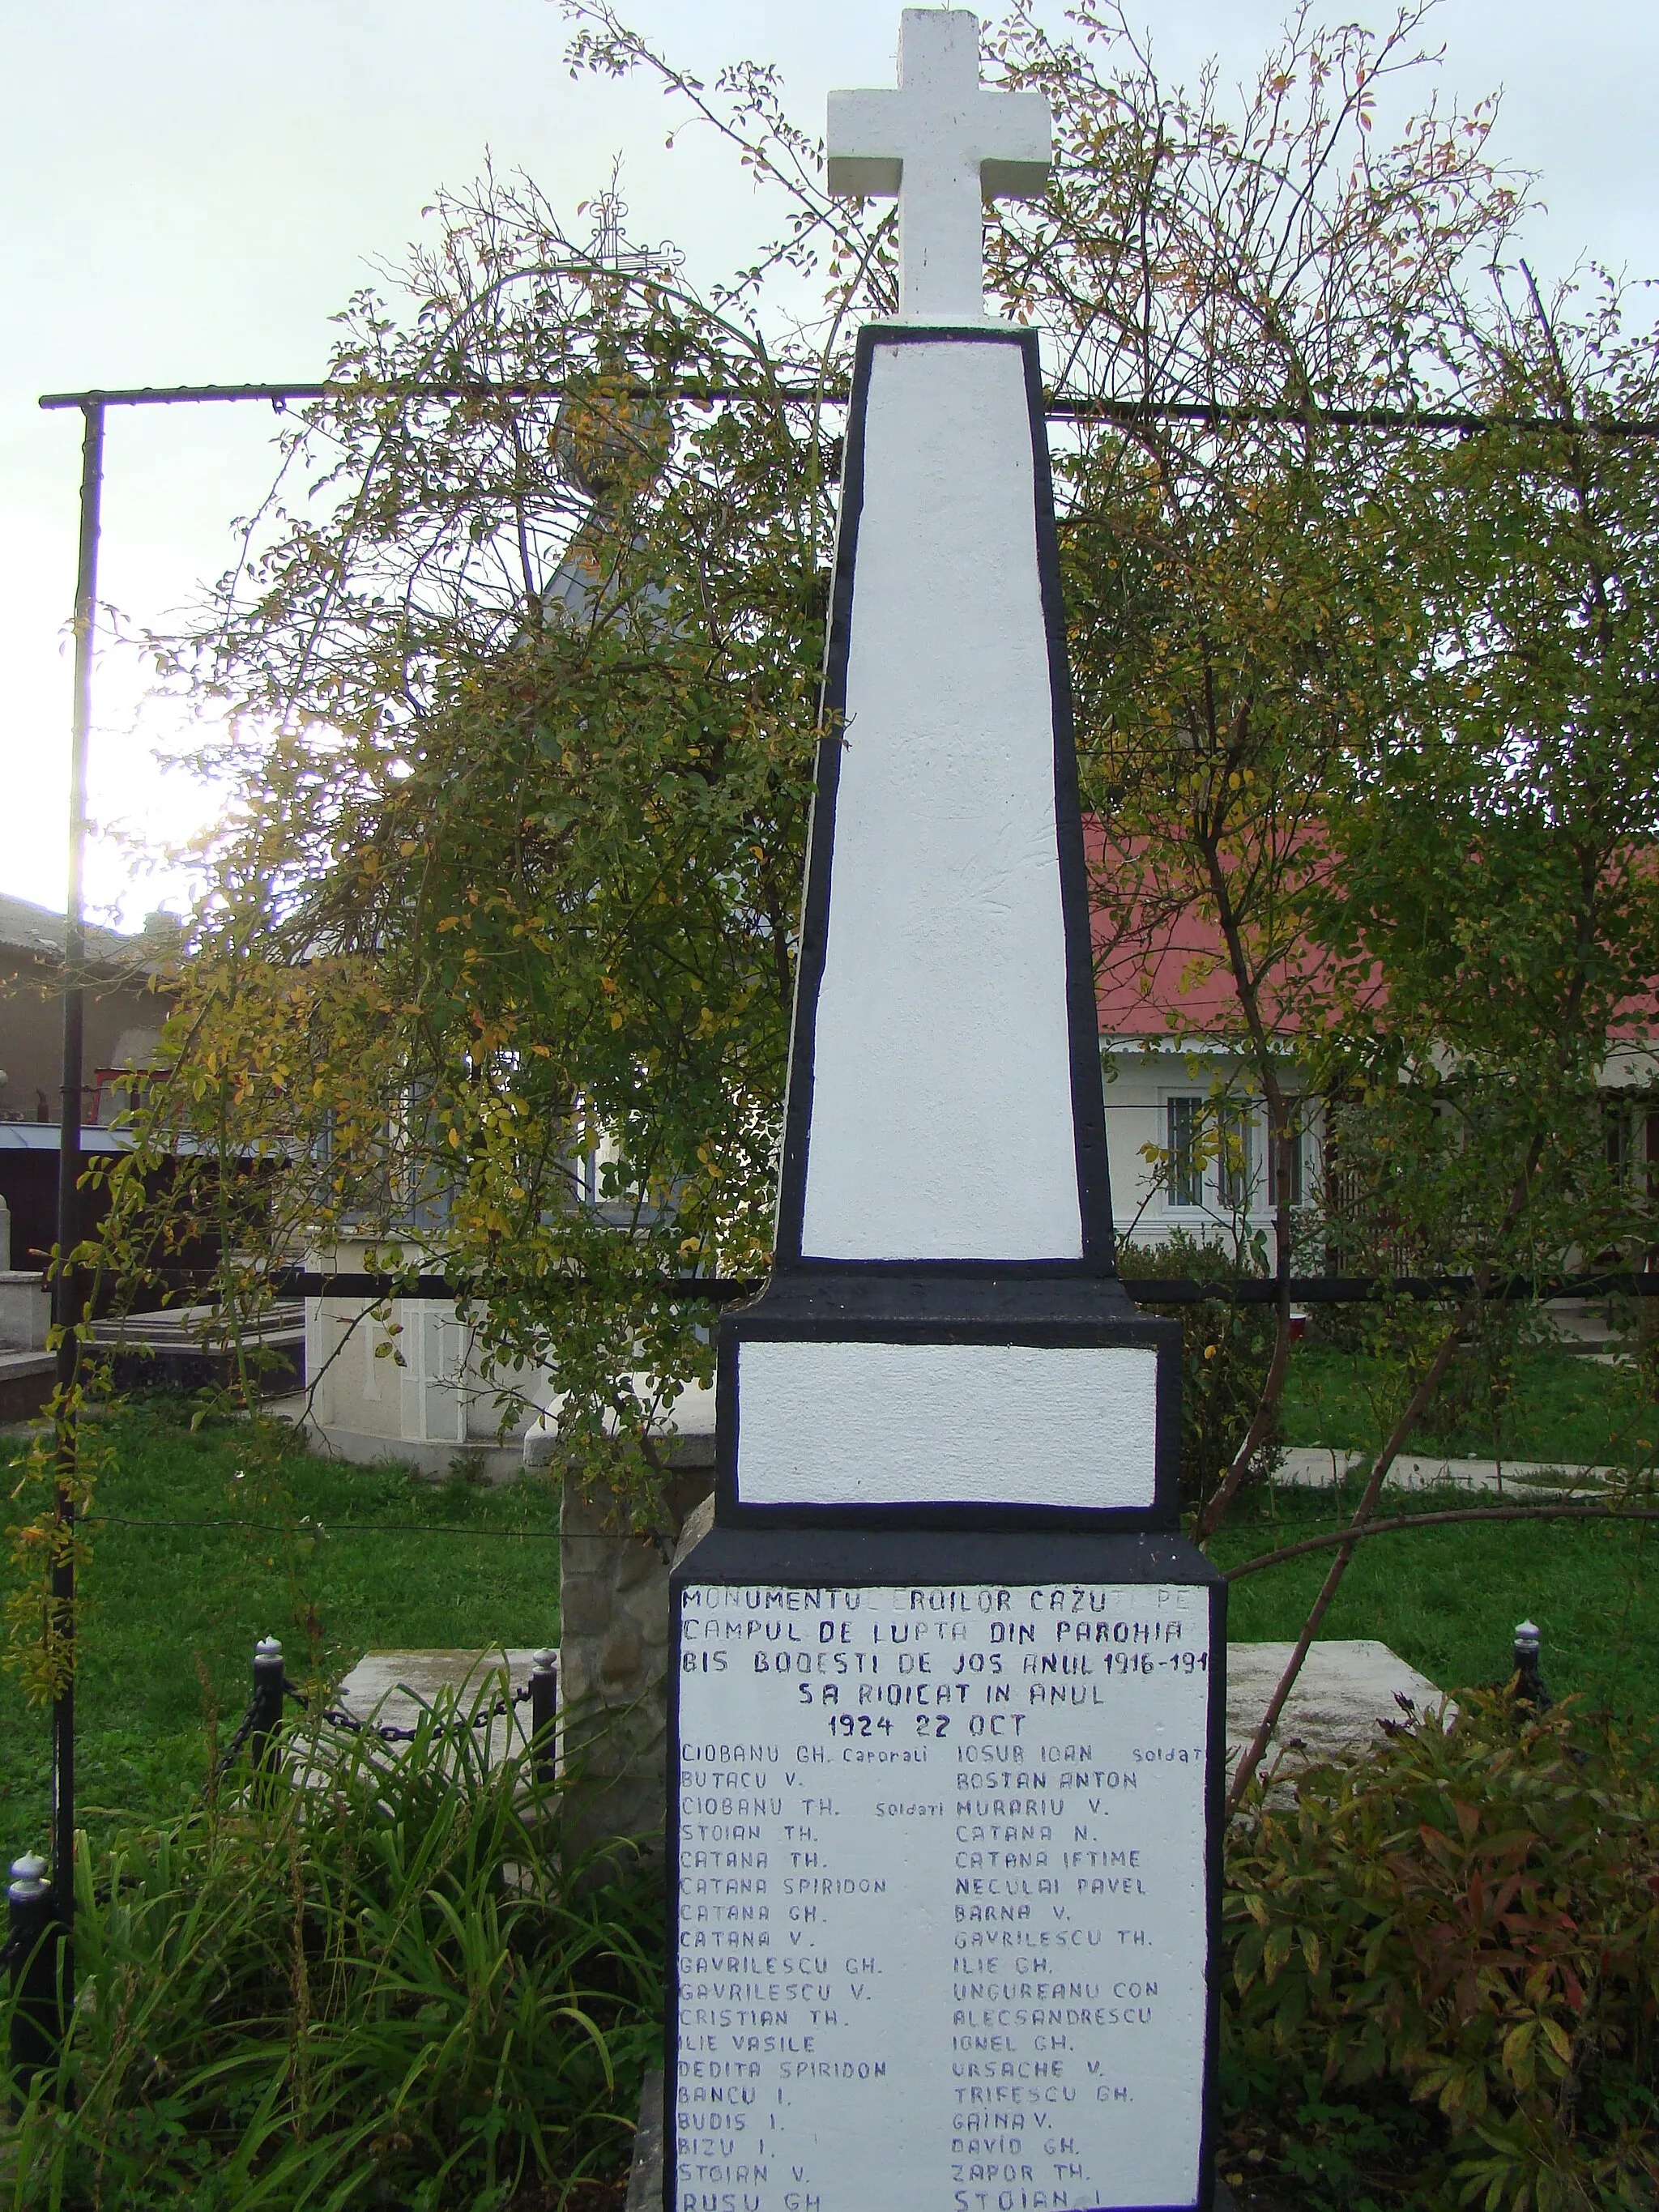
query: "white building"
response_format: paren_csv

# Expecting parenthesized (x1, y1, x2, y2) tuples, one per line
(1092, 865, 1314, 1255)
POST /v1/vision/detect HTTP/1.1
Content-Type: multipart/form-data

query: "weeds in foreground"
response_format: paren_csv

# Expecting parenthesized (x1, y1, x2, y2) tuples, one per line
(1222, 1694, 1659, 2212)
(1, 1681, 663, 2210)
(10, 1654, 1659, 2210)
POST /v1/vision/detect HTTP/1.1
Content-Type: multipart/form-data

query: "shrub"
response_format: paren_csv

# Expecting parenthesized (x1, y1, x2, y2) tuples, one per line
(1120, 1230, 1282, 1509)
(1222, 1694, 1659, 2211)
(2, 1684, 663, 2209)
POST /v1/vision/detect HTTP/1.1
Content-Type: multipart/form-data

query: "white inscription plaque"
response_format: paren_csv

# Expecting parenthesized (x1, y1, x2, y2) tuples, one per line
(673, 1580, 1212, 2212)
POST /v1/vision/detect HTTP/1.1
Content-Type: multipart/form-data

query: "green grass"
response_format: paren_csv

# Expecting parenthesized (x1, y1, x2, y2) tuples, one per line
(7, 1390, 1657, 1865)
(1, 1401, 561, 1856)
(1217, 1339, 1659, 1713)
(1211, 1480, 1659, 1715)
(1279, 1339, 1659, 1464)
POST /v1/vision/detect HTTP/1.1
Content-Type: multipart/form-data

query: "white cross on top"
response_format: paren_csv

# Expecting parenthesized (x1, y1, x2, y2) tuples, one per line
(827, 9, 1051, 325)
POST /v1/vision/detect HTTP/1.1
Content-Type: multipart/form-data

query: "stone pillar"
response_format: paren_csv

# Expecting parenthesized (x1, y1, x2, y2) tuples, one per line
(557, 1450, 713, 1865)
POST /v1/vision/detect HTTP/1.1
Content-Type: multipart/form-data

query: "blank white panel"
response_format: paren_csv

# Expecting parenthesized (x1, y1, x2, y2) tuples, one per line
(736, 1337, 1158, 1507)
(800, 340, 1083, 1261)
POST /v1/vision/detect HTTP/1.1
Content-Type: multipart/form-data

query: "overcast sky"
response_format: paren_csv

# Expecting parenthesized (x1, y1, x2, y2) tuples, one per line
(2, 0, 1655, 927)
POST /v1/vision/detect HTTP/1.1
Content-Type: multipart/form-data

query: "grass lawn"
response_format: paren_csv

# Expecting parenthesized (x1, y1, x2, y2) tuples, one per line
(1279, 1338, 1659, 1465)
(1257, 1339, 1659, 1707)
(1, 1400, 561, 1856)
(6, 1389, 1656, 1866)
(1211, 1479, 1659, 1715)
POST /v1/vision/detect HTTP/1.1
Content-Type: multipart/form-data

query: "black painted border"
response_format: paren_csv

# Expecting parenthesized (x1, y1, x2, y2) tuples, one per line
(664, 1524, 1226, 2212)
(773, 323, 1115, 1273)
(714, 1315, 1182, 1532)
(772, 323, 873, 1267)
(1200, 1574, 1228, 2212)
(1021, 332, 1116, 1270)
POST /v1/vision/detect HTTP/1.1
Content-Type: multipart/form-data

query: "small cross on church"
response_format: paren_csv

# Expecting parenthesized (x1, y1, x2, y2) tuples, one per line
(828, 8, 1051, 323)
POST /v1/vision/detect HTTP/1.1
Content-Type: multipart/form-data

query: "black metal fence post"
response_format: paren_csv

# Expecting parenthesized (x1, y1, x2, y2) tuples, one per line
(45, 400, 104, 2001)
(249, 1636, 286, 1780)
(1513, 1618, 1547, 1714)
(530, 1648, 558, 1787)
(6, 1852, 59, 2099)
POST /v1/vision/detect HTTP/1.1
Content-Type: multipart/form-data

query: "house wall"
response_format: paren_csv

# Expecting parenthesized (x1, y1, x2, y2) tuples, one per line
(1100, 1038, 1659, 1259)
(0, 948, 166, 1127)
(0, 1131, 135, 1274)
(0, 943, 170, 1266)
(1103, 1043, 1320, 1253)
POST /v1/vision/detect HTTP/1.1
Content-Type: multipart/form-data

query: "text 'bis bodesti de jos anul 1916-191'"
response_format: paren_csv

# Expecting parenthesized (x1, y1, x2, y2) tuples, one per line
(673, 1581, 1210, 2212)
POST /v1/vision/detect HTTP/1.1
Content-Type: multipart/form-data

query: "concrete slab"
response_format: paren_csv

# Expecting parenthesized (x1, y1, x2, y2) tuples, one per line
(1545, 1299, 1627, 1353)
(92, 1301, 305, 1396)
(0, 1271, 49, 1352)
(330, 1647, 547, 1767)
(1276, 1447, 1612, 1494)
(1227, 1638, 1447, 1772)
(322, 1638, 1439, 1792)
(522, 1377, 717, 1473)
(264, 1399, 527, 1481)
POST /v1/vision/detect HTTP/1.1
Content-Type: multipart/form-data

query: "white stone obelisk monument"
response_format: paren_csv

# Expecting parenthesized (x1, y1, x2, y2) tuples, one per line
(668, 15, 1224, 2211)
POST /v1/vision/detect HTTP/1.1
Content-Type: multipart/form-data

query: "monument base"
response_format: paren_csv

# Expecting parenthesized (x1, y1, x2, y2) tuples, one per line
(668, 1524, 1225, 2212)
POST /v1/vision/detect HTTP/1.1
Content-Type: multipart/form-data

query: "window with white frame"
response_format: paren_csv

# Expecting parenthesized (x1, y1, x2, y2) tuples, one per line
(1605, 1099, 1635, 1189)
(1162, 1094, 1306, 1215)
(1269, 1112, 1303, 1208)
(1214, 1102, 1256, 1210)
(1165, 1096, 1205, 1208)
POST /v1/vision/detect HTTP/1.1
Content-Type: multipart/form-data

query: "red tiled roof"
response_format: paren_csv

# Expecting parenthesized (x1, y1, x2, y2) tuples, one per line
(1086, 820, 1656, 1046)
(1085, 820, 1324, 1041)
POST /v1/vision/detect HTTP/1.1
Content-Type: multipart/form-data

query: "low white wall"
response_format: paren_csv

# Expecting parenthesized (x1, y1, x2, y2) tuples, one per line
(300, 1242, 539, 1475)
(0, 1271, 50, 1353)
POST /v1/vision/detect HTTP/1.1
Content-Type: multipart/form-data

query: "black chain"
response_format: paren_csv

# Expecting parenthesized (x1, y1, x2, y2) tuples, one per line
(197, 1663, 546, 1805)
(207, 1699, 267, 1785)
(203, 1673, 542, 1782)
(282, 1675, 537, 1746)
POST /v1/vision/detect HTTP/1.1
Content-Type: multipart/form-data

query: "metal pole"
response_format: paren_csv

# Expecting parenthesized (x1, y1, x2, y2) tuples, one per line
(249, 1636, 287, 1781)
(50, 400, 104, 1957)
(1512, 1618, 1547, 1714)
(6, 1852, 58, 2100)
(530, 1647, 558, 1788)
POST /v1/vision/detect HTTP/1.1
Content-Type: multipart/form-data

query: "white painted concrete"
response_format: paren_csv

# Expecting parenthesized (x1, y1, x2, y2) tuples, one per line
(676, 1580, 1210, 2209)
(301, 1239, 539, 1473)
(736, 1336, 1158, 1507)
(0, 1271, 49, 1352)
(802, 339, 1082, 1261)
(827, 10, 1051, 324)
